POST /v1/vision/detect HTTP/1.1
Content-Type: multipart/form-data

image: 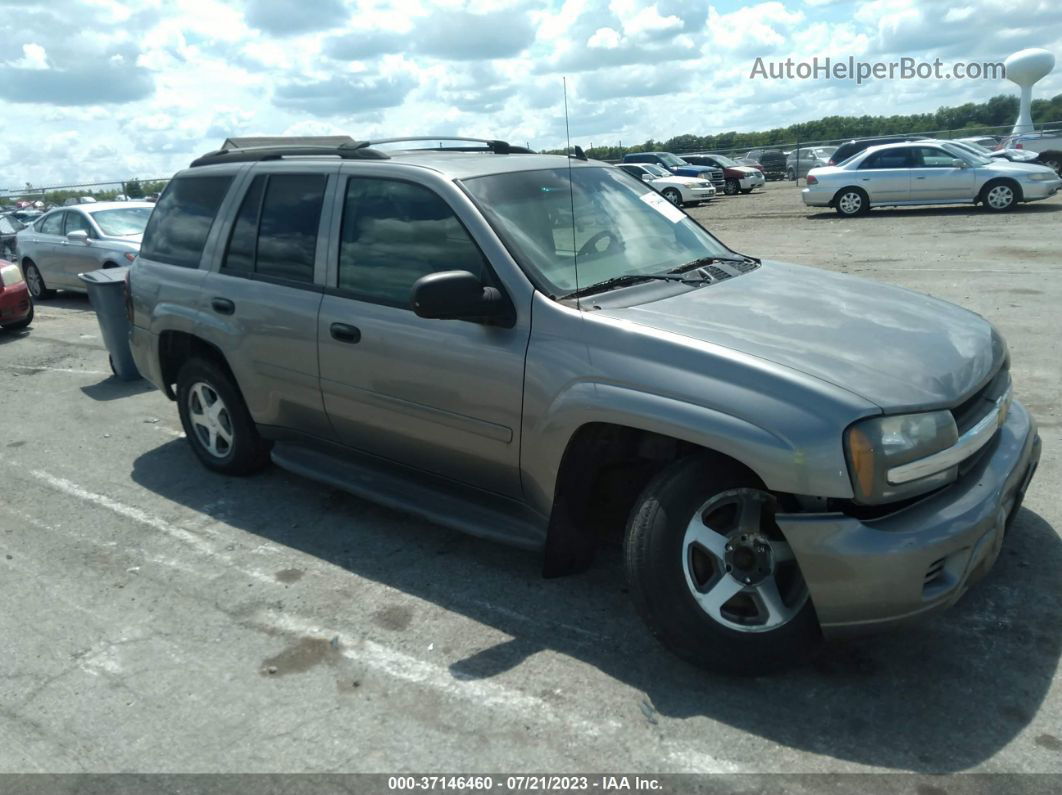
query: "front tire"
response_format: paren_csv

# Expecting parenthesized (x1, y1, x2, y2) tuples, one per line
(834, 187, 869, 217)
(624, 455, 820, 676)
(724, 179, 739, 195)
(176, 357, 271, 475)
(981, 179, 1020, 212)
(785, 168, 795, 181)
(661, 188, 682, 206)
(23, 261, 54, 299)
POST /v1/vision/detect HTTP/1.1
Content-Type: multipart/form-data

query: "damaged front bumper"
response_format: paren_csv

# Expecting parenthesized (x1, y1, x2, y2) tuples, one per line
(777, 399, 1040, 637)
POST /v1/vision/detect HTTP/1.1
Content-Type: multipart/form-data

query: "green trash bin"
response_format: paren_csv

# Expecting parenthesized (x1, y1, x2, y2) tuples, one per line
(78, 267, 141, 381)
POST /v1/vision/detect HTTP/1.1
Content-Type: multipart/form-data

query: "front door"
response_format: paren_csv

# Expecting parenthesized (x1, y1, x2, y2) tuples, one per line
(57, 209, 96, 283)
(317, 175, 529, 498)
(857, 147, 913, 202)
(910, 146, 977, 201)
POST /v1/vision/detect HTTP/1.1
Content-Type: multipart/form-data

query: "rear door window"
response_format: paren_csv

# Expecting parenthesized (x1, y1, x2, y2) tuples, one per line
(860, 149, 913, 169)
(140, 175, 233, 268)
(220, 173, 326, 284)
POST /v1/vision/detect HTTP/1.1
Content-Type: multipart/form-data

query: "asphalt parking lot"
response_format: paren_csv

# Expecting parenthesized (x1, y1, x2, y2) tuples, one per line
(2, 181, 1061, 775)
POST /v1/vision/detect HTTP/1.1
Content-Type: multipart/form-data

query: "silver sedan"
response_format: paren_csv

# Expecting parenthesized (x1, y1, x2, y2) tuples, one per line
(801, 140, 1062, 217)
(16, 201, 154, 298)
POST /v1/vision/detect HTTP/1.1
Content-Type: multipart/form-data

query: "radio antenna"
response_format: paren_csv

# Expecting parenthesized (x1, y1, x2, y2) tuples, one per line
(563, 77, 580, 307)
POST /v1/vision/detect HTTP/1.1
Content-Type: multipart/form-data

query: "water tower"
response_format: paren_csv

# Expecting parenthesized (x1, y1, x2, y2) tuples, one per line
(1004, 48, 1055, 134)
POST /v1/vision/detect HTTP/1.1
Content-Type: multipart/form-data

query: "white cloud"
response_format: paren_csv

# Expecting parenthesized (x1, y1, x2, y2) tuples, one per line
(14, 43, 49, 70)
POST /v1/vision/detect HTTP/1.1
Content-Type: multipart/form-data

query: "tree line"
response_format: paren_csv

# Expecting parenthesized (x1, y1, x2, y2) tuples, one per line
(571, 92, 1062, 161)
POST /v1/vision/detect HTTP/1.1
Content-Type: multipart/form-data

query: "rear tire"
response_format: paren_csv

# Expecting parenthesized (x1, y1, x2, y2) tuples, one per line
(785, 168, 795, 181)
(176, 357, 271, 475)
(981, 179, 1020, 212)
(624, 454, 821, 676)
(23, 261, 54, 299)
(834, 187, 869, 217)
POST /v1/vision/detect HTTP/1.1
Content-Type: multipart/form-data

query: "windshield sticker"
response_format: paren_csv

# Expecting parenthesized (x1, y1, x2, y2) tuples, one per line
(640, 190, 686, 223)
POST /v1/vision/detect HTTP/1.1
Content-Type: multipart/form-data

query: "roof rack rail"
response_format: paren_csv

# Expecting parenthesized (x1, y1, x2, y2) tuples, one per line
(367, 137, 533, 154)
(189, 141, 389, 168)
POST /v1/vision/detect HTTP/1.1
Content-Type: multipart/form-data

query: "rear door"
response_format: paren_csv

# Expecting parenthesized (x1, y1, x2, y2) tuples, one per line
(856, 148, 913, 202)
(198, 167, 335, 437)
(317, 173, 529, 497)
(910, 146, 976, 201)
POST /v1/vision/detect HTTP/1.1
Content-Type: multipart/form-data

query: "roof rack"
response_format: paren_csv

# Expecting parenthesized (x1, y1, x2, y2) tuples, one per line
(189, 141, 389, 168)
(367, 137, 533, 154)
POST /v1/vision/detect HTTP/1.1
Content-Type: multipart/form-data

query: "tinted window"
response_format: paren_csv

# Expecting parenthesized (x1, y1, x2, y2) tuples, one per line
(618, 165, 644, 178)
(915, 147, 959, 167)
(140, 176, 233, 268)
(64, 211, 93, 237)
(0, 217, 15, 235)
(254, 174, 326, 283)
(338, 178, 488, 308)
(860, 149, 912, 169)
(222, 175, 265, 275)
(40, 212, 64, 235)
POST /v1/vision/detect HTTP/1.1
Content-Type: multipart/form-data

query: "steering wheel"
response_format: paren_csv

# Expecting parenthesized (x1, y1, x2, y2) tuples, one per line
(578, 230, 620, 258)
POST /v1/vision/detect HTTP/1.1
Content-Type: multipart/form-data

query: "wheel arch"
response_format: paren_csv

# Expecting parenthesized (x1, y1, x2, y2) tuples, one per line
(157, 329, 240, 402)
(829, 185, 868, 208)
(979, 176, 1023, 204)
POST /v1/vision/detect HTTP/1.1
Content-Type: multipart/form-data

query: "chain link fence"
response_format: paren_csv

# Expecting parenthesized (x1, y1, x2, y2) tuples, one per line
(1, 178, 172, 210)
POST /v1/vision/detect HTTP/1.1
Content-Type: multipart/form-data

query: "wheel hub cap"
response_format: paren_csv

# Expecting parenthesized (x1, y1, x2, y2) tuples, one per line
(188, 382, 233, 459)
(724, 533, 773, 586)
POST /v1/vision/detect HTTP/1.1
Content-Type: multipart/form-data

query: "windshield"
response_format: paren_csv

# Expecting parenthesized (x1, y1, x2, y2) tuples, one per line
(643, 164, 671, 177)
(658, 153, 686, 167)
(940, 142, 991, 166)
(710, 155, 737, 167)
(462, 166, 734, 296)
(90, 207, 152, 237)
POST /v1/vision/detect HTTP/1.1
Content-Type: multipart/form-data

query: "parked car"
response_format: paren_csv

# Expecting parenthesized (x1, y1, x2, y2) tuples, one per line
(11, 209, 42, 224)
(802, 140, 1062, 216)
(62, 196, 98, 206)
(785, 147, 838, 179)
(744, 149, 787, 180)
(959, 136, 1000, 149)
(0, 214, 24, 258)
(998, 130, 1062, 175)
(128, 138, 1040, 675)
(617, 163, 716, 205)
(621, 152, 725, 190)
(680, 154, 766, 195)
(0, 259, 33, 330)
(828, 136, 927, 166)
(16, 201, 154, 299)
(951, 138, 1039, 164)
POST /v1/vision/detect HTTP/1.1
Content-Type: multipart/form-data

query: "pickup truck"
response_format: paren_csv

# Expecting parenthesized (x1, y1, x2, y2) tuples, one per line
(999, 130, 1062, 175)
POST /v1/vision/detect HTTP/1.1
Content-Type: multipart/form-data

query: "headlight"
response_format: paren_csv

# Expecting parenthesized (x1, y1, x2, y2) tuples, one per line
(1027, 172, 1055, 181)
(698, 181, 713, 188)
(845, 411, 958, 504)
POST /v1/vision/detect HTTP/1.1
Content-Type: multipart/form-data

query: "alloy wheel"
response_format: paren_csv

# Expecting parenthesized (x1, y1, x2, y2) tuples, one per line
(986, 184, 1014, 209)
(682, 489, 808, 633)
(838, 191, 863, 215)
(662, 188, 682, 205)
(25, 265, 42, 298)
(187, 381, 234, 459)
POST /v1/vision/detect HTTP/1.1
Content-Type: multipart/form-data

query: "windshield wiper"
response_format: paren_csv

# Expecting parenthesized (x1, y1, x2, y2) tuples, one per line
(667, 255, 758, 274)
(562, 273, 707, 300)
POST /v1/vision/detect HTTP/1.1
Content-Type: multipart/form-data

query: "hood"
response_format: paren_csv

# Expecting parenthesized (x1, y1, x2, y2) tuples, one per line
(984, 159, 1055, 176)
(731, 166, 758, 176)
(596, 261, 1004, 412)
(672, 165, 715, 178)
(661, 175, 712, 186)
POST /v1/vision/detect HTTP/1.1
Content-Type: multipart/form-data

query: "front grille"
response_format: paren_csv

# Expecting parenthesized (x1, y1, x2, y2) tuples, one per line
(951, 366, 1010, 435)
(924, 557, 946, 587)
(708, 168, 725, 187)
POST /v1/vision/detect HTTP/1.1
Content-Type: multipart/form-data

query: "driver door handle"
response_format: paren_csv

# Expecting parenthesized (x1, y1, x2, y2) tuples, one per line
(330, 323, 361, 344)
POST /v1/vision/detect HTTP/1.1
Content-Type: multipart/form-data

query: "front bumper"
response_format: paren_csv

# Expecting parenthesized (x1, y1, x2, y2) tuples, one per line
(686, 188, 716, 201)
(778, 399, 1040, 636)
(0, 281, 31, 324)
(1022, 178, 1062, 201)
(739, 174, 766, 189)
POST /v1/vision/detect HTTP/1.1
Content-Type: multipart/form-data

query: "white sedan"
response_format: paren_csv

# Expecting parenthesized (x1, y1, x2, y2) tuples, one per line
(617, 163, 717, 206)
(802, 140, 1061, 217)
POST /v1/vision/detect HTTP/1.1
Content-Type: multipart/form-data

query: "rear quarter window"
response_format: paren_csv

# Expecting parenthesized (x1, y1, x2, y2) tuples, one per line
(140, 176, 233, 268)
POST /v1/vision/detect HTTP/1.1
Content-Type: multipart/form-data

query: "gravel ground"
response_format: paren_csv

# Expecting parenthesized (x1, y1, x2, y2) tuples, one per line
(1, 181, 1061, 779)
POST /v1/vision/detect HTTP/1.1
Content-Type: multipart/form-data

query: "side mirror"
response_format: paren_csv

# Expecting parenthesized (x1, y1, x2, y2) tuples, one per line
(411, 270, 513, 326)
(67, 230, 89, 243)
(641, 173, 653, 182)
(952, 159, 968, 169)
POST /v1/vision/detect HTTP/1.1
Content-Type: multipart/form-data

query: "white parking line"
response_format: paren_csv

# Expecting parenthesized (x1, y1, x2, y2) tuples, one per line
(2, 364, 109, 376)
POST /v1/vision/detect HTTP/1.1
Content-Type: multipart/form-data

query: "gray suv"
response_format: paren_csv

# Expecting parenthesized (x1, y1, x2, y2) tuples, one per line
(129, 137, 1041, 675)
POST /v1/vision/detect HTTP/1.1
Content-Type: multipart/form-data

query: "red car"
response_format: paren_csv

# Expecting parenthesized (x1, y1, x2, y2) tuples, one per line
(0, 260, 33, 330)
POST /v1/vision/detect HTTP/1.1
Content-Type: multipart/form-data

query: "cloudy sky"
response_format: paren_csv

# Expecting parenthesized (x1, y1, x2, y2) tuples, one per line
(1, 0, 1060, 190)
